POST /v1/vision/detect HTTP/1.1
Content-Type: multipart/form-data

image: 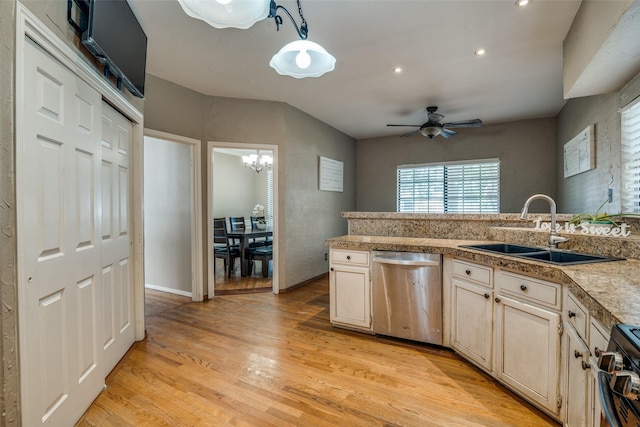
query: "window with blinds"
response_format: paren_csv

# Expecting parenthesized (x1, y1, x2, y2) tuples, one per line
(622, 98, 640, 213)
(397, 159, 500, 213)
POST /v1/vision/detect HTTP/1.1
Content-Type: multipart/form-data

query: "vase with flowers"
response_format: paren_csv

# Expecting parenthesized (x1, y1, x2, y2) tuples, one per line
(252, 204, 267, 229)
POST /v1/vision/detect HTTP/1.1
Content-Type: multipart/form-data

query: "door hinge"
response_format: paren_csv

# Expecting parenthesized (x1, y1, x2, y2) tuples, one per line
(556, 394, 562, 409)
(558, 322, 564, 335)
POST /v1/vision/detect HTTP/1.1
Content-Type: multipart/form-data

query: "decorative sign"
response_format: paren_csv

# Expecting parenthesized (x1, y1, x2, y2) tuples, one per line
(319, 156, 343, 192)
(531, 217, 631, 237)
(564, 125, 595, 178)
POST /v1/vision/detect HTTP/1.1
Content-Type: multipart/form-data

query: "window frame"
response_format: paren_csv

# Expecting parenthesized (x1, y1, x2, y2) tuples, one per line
(621, 97, 640, 213)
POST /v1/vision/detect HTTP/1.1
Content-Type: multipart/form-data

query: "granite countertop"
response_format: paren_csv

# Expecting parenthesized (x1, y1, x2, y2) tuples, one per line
(326, 235, 640, 330)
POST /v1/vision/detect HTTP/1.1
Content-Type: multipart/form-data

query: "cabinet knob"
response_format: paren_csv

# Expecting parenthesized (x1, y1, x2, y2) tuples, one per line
(330, 267, 334, 272)
(494, 297, 501, 303)
(574, 349, 583, 359)
(465, 269, 471, 275)
(581, 361, 591, 371)
(346, 255, 351, 260)
(594, 347, 602, 358)
(520, 284, 527, 291)
(568, 311, 576, 318)
(484, 293, 490, 299)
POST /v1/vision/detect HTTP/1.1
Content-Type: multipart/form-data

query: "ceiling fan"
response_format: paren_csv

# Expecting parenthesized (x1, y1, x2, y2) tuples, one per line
(387, 106, 483, 139)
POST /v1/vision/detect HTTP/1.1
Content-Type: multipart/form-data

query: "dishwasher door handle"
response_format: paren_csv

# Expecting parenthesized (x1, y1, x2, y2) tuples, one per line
(372, 257, 440, 267)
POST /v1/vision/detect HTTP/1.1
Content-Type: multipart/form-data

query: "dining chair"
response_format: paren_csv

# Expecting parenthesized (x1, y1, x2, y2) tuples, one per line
(229, 216, 246, 246)
(250, 216, 272, 246)
(213, 217, 241, 278)
(248, 246, 273, 278)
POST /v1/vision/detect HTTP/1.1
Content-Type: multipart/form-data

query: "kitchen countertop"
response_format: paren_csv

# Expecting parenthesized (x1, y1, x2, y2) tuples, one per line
(326, 234, 640, 330)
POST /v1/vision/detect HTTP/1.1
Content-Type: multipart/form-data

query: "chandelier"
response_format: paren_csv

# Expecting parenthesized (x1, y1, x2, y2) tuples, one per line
(242, 151, 273, 173)
(176, 0, 335, 78)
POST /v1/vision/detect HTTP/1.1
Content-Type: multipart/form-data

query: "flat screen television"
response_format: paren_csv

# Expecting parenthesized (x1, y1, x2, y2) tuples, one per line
(81, 0, 147, 98)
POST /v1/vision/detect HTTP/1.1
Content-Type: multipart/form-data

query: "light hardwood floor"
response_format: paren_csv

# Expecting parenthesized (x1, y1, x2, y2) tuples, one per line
(77, 277, 559, 426)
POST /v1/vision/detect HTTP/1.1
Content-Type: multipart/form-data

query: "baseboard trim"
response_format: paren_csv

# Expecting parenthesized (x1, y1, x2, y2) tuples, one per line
(280, 273, 328, 293)
(145, 283, 192, 298)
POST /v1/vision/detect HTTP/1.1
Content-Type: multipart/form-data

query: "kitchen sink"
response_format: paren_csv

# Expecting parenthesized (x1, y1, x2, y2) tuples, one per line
(461, 243, 624, 265)
(517, 250, 623, 265)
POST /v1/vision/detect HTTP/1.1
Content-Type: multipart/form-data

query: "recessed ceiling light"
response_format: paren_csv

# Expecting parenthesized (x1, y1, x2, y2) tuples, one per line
(475, 49, 486, 56)
(393, 66, 403, 73)
(515, 0, 531, 6)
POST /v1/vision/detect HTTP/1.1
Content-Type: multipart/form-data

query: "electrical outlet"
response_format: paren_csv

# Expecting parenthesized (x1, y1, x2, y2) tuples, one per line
(324, 253, 328, 261)
(608, 188, 613, 203)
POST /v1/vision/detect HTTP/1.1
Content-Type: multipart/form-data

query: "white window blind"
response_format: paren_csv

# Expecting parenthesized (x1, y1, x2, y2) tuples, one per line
(397, 159, 500, 213)
(622, 98, 640, 213)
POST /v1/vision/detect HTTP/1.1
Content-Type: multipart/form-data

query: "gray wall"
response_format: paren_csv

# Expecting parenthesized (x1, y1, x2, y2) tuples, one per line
(144, 75, 356, 290)
(557, 70, 640, 214)
(356, 118, 557, 213)
(144, 137, 193, 295)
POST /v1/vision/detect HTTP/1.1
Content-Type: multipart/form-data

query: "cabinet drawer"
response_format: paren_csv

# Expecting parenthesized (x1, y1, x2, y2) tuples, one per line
(499, 271, 561, 310)
(452, 259, 492, 287)
(566, 292, 588, 340)
(331, 249, 370, 266)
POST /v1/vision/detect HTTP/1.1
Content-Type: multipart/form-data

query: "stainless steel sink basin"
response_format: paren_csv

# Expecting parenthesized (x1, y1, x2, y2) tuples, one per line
(517, 250, 623, 265)
(461, 243, 624, 265)
(461, 243, 543, 254)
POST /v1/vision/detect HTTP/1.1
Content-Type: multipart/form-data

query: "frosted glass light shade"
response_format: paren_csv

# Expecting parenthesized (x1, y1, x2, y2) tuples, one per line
(269, 40, 336, 78)
(177, 0, 270, 29)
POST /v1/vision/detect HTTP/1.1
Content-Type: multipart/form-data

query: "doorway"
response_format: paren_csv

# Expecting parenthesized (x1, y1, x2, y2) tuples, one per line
(208, 142, 279, 296)
(144, 130, 203, 301)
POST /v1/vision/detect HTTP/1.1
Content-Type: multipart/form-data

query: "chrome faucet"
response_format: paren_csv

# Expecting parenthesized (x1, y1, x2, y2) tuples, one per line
(519, 194, 568, 249)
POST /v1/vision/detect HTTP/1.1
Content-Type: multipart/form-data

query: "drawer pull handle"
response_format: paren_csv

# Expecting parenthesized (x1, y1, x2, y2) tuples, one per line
(484, 293, 490, 299)
(346, 255, 351, 260)
(465, 269, 471, 275)
(520, 284, 527, 291)
(568, 311, 576, 318)
(494, 297, 501, 303)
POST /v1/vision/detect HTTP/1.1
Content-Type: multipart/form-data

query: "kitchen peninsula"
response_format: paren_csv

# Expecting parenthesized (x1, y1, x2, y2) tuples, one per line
(326, 212, 640, 425)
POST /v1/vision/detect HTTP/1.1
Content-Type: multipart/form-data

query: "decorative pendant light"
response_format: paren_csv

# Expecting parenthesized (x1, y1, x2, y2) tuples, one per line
(268, 0, 335, 78)
(176, 0, 270, 29)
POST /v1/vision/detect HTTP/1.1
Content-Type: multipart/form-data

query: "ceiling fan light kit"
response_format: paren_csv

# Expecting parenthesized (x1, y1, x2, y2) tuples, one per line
(177, 0, 335, 78)
(387, 106, 483, 140)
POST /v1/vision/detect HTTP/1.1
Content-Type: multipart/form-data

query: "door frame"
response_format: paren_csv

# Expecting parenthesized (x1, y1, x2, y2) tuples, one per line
(144, 129, 204, 301)
(207, 141, 279, 296)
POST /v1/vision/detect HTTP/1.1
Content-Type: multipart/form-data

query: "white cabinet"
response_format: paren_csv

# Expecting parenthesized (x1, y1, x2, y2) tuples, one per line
(450, 259, 494, 370)
(493, 270, 562, 416)
(562, 288, 611, 427)
(329, 249, 371, 330)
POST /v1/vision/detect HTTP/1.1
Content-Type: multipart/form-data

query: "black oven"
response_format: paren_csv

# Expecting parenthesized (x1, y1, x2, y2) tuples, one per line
(598, 324, 640, 427)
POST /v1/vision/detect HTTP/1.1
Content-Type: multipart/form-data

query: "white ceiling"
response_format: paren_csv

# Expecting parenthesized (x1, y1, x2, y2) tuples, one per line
(129, 0, 584, 140)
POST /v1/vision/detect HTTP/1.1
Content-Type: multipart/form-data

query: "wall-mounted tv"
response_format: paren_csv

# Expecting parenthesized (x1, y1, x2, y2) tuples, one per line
(81, 0, 147, 98)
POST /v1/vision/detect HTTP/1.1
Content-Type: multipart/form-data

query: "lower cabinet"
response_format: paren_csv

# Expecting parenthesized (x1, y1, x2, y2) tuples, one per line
(494, 293, 561, 415)
(329, 249, 371, 330)
(564, 324, 590, 427)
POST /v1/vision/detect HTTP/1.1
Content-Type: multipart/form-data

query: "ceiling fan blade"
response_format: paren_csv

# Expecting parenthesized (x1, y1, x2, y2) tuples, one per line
(440, 128, 457, 138)
(387, 124, 421, 127)
(401, 129, 421, 137)
(442, 119, 483, 128)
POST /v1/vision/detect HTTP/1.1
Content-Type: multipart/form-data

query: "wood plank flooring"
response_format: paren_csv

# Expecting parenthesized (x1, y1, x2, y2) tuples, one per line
(213, 259, 272, 295)
(77, 277, 559, 426)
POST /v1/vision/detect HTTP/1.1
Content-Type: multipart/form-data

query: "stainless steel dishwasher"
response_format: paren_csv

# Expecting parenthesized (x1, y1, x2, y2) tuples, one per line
(371, 251, 442, 345)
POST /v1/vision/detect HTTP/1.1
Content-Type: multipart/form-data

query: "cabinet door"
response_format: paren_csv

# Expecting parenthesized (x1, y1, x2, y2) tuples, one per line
(451, 278, 493, 370)
(495, 295, 561, 415)
(329, 265, 371, 329)
(565, 325, 590, 427)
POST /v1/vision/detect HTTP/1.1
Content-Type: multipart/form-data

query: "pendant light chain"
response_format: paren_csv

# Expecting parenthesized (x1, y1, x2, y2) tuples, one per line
(270, 0, 308, 39)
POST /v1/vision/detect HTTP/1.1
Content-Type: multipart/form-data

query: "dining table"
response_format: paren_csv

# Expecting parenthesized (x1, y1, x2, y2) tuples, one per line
(227, 227, 273, 276)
